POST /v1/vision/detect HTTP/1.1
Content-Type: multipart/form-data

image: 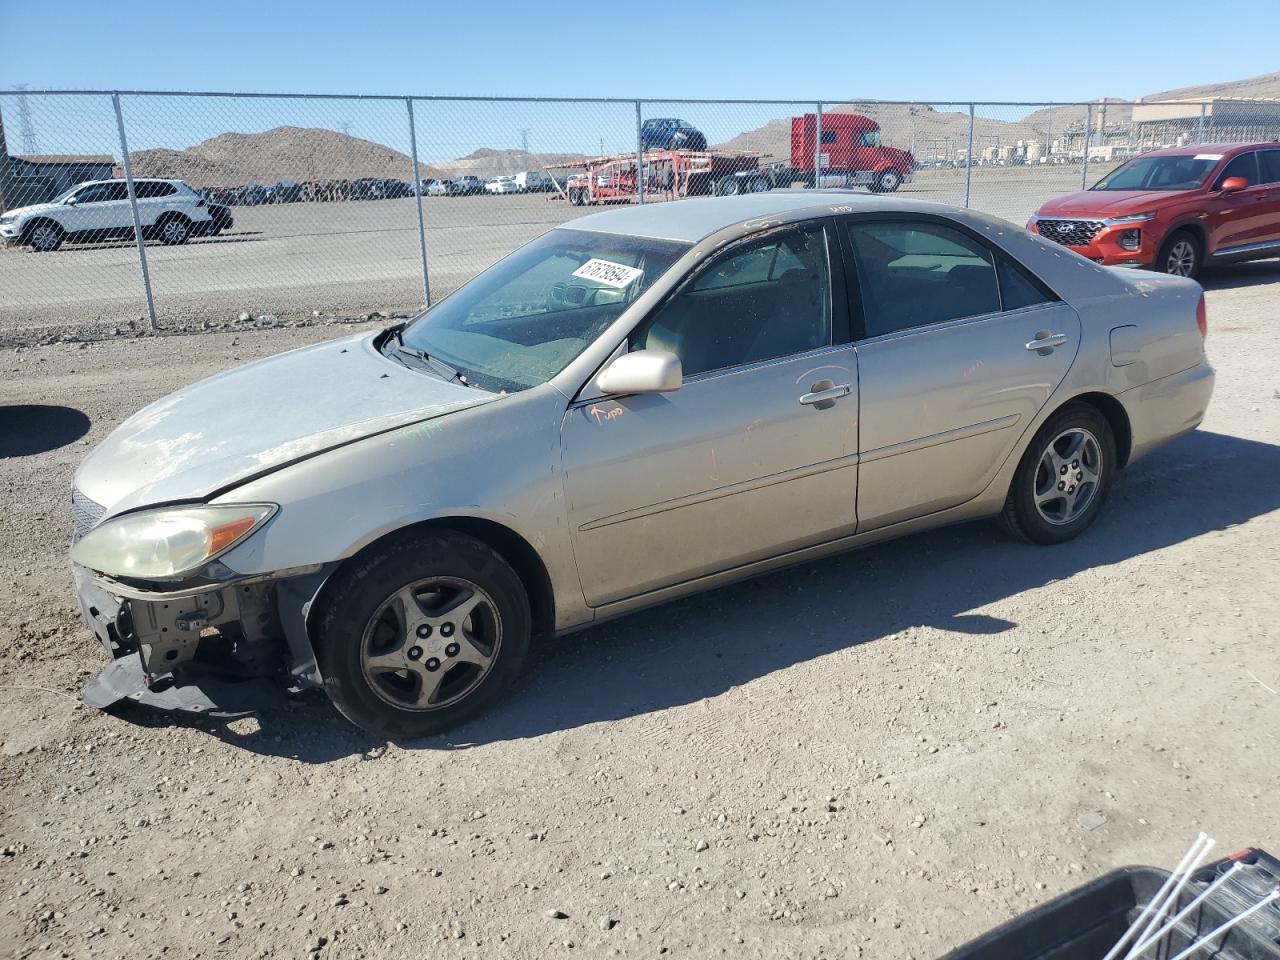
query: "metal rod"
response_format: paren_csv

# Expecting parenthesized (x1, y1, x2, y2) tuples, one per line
(112, 92, 158, 333)
(1165, 891, 1279, 960)
(1197, 103, 1206, 143)
(814, 103, 822, 190)
(1123, 838, 1216, 960)
(1082, 102, 1093, 189)
(1127, 864, 1245, 960)
(1101, 834, 1209, 960)
(635, 100, 644, 205)
(964, 104, 975, 208)
(405, 98, 430, 308)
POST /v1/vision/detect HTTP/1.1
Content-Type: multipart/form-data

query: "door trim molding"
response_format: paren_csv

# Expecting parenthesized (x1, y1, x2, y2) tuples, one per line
(578, 452, 860, 532)
(858, 413, 1020, 465)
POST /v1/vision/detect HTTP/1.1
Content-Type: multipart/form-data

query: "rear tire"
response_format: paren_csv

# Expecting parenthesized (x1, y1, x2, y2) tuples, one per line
(157, 214, 191, 245)
(1157, 229, 1200, 279)
(717, 176, 742, 196)
(26, 220, 64, 252)
(314, 531, 531, 739)
(999, 403, 1116, 545)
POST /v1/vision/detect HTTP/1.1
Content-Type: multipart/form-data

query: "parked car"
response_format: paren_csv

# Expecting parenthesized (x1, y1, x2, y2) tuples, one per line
(640, 117, 708, 152)
(1029, 142, 1280, 278)
(513, 170, 549, 192)
(0, 178, 214, 252)
(484, 176, 520, 195)
(448, 176, 484, 196)
(70, 192, 1213, 736)
(425, 179, 451, 197)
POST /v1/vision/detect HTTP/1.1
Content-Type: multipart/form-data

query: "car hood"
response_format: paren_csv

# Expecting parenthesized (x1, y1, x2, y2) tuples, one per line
(1035, 190, 1177, 218)
(75, 332, 493, 515)
(3, 200, 62, 219)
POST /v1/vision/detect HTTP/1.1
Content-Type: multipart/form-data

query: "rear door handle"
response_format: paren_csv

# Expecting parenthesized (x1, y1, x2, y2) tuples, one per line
(799, 383, 851, 406)
(1026, 332, 1068, 353)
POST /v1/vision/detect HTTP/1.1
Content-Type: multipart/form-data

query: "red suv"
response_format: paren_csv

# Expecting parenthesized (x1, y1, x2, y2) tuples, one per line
(1029, 143, 1280, 279)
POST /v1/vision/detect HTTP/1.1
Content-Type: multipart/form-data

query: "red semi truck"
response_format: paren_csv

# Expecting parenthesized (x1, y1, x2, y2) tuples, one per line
(788, 112, 916, 192)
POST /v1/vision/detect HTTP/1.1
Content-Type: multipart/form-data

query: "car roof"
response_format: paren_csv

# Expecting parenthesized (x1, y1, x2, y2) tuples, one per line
(79, 177, 184, 186)
(564, 191, 946, 242)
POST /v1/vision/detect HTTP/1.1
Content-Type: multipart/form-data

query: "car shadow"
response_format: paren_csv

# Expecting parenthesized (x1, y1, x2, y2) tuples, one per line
(44, 233, 267, 254)
(126, 429, 1280, 763)
(0, 405, 91, 456)
(1201, 258, 1280, 290)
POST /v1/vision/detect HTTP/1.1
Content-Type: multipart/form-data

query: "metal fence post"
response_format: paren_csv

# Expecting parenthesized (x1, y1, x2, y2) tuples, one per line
(1081, 102, 1092, 190)
(814, 102, 822, 189)
(405, 98, 430, 307)
(635, 100, 644, 205)
(1196, 102, 1206, 143)
(112, 92, 158, 332)
(964, 104, 975, 208)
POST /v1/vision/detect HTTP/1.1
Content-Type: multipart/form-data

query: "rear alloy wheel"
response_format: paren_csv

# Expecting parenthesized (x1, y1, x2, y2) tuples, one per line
(1158, 230, 1200, 279)
(158, 215, 191, 245)
(315, 531, 531, 738)
(717, 176, 742, 197)
(1000, 403, 1116, 545)
(27, 221, 64, 252)
(749, 176, 771, 194)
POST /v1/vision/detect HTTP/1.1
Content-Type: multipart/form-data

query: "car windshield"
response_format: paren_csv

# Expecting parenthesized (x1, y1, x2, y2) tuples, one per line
(1092, 154, 1218, 191)
(397, 229, 690, 393)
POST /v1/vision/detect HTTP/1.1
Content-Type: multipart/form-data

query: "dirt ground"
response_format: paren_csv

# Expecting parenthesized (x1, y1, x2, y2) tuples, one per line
(1, 261, 1278, 960)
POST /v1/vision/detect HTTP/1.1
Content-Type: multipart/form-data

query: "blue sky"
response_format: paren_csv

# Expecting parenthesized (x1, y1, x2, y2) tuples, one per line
(2, 0, 1278, 162)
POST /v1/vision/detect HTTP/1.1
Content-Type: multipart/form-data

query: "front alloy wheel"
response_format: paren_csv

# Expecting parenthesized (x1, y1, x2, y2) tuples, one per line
(1163, 237, 1197, 277)
(315, 531, 531, 738)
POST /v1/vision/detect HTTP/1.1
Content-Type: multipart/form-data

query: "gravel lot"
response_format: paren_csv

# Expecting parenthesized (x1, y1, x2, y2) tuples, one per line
(1, 260, 1277, 960)
(0, 168, 1097, 345)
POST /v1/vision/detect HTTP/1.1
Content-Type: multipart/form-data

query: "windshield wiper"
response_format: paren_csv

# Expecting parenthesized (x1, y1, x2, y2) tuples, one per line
(390, 327, 476, 388)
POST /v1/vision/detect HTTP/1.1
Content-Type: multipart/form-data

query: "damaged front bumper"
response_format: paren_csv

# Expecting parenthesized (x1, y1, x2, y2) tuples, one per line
(73, 562, 330, 717)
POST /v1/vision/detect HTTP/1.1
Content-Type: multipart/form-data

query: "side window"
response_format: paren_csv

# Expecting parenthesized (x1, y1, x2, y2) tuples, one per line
(844, 220, 1000, 337)
(137, 181, 177, 198)
(819, 131, 837, 145)
(997, 255, 1055, 311)
(634, 224, 831, 377)
(1259, 150, 1280, 185)
(76, 184, 110, 203)
(104, 183, 130, 201)
(1214, 152, 1258, 189)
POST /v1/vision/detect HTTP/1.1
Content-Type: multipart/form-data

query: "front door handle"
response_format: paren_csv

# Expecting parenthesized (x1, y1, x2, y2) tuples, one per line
(799, 381, 851, 407)
(1026, 332, 1068, 353)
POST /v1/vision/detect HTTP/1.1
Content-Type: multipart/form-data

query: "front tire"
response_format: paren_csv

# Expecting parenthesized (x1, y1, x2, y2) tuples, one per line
(1157, 229, 1200, 279)
(870, 168, 903, 193)
(716, 176, 742, 196)
(26, 221, 64, 252)
(315, 531, 531, 738)
(999, 403, 1116, 545)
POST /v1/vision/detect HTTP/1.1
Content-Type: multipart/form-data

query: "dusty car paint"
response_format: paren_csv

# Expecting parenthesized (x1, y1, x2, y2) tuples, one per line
(69, 192, 1214, 717)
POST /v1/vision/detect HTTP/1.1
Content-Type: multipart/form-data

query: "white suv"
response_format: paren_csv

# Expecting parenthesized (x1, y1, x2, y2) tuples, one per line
(0, 178, 213, 252)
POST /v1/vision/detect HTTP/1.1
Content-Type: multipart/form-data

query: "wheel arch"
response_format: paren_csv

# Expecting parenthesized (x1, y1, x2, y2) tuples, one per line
(1162, 218, 1207, 256)
(1053, 391, 1133, 469)
(308, 515, 557, 643)
(19, 216, 63, 241)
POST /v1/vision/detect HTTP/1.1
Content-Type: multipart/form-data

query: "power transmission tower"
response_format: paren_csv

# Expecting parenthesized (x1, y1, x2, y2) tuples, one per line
(519, 127, 530, 155)
(14, 84, 39, 155)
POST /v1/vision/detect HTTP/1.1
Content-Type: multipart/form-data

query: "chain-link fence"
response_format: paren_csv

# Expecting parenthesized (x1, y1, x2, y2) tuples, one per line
(2, 90, 1279, 341)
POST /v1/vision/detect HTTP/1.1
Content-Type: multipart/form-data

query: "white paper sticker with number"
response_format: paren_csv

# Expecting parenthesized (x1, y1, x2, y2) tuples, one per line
(572, 258, 644, 289)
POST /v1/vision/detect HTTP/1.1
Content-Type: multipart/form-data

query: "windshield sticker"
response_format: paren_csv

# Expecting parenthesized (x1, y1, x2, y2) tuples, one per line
(1193, 153, 1223, 161)
(572, 258, 644, 289)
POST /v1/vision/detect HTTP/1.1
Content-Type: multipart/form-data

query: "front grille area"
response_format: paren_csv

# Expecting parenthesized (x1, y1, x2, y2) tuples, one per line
(1037, 219, 1104, 247)
(71, 488, 106, 543)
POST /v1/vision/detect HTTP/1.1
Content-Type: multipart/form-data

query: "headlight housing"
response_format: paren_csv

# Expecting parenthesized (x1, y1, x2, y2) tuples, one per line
(1109, 211, 1157, 224)
(71, 503, 276, 580)
(0, 215, 17, 225)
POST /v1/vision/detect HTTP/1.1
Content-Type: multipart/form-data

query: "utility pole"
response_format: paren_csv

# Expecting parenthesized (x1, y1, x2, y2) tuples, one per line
(0, 107, 12, 212)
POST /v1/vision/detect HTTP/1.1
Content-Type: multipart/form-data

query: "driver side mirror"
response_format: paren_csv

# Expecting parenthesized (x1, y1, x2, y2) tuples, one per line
(1220, 176, 1249, 193)
(64, 197, 78, 206)
(596, 349, 682, 396)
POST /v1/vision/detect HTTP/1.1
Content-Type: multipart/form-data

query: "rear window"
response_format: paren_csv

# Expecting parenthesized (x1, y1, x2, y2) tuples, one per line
(1260, 150, 1280, 185)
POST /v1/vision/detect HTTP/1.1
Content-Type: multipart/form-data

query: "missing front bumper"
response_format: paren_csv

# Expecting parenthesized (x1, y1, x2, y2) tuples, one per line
(73, 563, 329, 716)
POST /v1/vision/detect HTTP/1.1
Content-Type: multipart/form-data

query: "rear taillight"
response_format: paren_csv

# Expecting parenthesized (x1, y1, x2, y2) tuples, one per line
(1196, 294, 1207, 339)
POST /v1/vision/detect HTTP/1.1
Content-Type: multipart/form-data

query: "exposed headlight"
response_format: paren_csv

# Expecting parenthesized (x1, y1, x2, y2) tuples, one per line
(0, 215, 16, 225)
(1109, 211, 1157, 224)
(71, 504, 275, 580)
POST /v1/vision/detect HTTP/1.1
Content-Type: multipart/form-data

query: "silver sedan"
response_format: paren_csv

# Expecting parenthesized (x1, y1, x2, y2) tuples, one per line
(69, 192, 1215, 736)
